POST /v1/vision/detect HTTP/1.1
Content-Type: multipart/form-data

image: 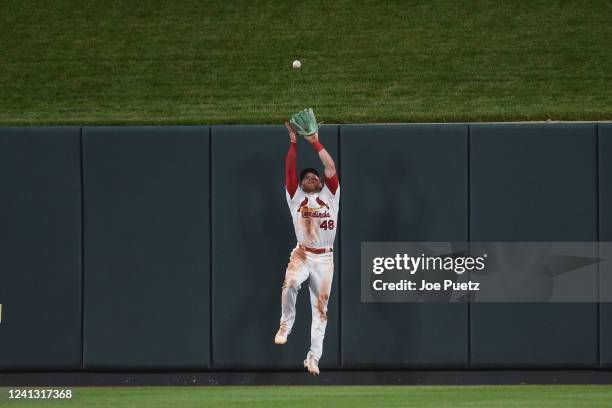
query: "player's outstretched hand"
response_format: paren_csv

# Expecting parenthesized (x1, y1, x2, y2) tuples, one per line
(285, 122, 297, 143)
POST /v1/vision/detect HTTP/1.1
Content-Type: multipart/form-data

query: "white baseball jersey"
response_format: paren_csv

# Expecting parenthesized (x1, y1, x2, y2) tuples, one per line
(286, 183, 340, 249)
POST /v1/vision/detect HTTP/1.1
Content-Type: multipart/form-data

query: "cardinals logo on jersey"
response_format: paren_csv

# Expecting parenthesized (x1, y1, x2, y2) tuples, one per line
(298, 197, 331, 218)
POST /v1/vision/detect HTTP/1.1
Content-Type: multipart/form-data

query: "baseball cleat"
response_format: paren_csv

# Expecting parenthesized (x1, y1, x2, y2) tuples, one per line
(274, 328, 288, 345)
(303, 357, 320, 375)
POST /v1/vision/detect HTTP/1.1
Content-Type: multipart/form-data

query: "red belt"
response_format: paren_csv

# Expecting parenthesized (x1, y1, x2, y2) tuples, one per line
(299, 244, 333, 254)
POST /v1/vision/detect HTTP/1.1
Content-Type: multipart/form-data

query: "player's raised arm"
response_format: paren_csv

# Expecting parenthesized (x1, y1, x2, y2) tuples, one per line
(284, 122, 298, 198)
(304, 131, 338, 194)
(303, 131, 335, 177)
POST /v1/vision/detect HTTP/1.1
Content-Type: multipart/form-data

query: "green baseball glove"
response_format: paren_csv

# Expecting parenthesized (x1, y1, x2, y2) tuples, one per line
(289, 108, 320, 136)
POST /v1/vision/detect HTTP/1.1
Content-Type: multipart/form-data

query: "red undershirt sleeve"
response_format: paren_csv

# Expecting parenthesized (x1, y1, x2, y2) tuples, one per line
(285, 142, 298, 198)
(324, 173, 339, 194)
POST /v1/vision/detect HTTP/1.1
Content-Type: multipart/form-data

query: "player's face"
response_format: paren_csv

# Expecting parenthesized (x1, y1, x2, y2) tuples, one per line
(301, 173, 323, 193)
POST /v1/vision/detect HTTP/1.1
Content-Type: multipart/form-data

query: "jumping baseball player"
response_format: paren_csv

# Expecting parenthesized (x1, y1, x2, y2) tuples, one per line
(274, 108, 339, 376)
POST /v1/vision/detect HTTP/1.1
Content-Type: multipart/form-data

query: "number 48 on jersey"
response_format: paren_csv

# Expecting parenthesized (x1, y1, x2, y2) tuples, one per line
(320, 220, 335, 230)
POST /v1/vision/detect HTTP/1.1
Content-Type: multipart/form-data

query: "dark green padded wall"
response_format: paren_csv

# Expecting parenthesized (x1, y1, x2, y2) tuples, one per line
(82, 127, 210, 369)
(340, 124, 469, 368)
(0, 127, 81, 369)
(0, 123, 606, 371)
(470, 123, 598, 367)
(599, 124, 612, 367)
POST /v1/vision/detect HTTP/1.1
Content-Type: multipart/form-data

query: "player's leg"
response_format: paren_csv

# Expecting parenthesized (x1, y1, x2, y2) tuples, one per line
(276, 246, 309, 344)
(304, 252, 334, 373)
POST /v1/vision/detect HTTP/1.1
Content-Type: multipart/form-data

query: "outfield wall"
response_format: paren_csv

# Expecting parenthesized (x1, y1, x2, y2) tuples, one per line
(0, 123, 610, 371)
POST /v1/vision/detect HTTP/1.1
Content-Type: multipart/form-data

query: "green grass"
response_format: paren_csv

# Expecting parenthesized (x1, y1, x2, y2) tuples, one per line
(2, 386, 612, 407)
(0, 1, 611, 124)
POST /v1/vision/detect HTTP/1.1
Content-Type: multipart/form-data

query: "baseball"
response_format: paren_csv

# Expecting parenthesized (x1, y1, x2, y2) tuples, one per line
(292, 60, 301, 69)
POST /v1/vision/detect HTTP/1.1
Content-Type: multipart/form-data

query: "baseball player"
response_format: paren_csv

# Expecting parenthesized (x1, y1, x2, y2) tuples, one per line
(274, 108, 339, 376)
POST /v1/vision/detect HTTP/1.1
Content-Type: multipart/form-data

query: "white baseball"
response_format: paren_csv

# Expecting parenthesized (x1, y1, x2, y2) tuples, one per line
(292, 60, 301, 69)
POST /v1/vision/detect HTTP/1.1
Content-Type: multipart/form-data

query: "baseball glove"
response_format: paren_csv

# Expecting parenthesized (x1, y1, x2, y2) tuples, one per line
(289, 108, 320, 136)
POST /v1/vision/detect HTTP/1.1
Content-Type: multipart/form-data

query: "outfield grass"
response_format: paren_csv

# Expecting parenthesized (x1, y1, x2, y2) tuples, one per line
(0, 1, 611, 125)
(2, 386, 612, 407)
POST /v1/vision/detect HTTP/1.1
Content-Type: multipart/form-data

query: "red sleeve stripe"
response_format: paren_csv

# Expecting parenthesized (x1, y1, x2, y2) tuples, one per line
(311, 141, 324, 152)
(324, 174, 339, 194)
(285, 142, 298, 198)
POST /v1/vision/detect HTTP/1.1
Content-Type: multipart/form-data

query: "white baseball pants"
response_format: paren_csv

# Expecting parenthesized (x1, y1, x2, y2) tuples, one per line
(279, 245, 334, 362)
